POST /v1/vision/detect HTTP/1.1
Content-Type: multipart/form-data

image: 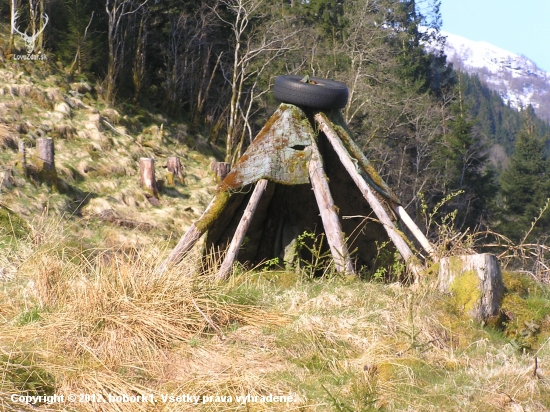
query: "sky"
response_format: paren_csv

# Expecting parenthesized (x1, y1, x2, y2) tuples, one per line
(439, 0, 550, 72)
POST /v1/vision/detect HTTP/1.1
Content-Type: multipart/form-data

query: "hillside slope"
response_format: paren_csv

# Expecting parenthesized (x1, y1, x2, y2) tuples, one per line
(0, 58, 221, 253)
(1, 42, 550, 412)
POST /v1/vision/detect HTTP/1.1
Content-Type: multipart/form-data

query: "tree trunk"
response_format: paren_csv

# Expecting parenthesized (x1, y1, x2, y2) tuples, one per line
(165, 156, 185, 186)
(217, 178, 268, 280)
(211, 161, 231, 182)
(439, 253, 504, 321)
(139, 157, 158, 198)
(36, 137, 57, 186)
(308, 139, 355, 275)
(9, 0, 16, 53)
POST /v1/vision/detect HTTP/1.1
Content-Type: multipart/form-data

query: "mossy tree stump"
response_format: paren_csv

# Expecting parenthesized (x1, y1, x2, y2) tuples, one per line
(165, 156, 185, 186)
(439, 253, 504, 321)
(210, 161, 231, 182)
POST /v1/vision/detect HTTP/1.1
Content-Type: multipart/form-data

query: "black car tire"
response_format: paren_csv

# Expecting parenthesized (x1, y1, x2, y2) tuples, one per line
(273, 75, 349, 110)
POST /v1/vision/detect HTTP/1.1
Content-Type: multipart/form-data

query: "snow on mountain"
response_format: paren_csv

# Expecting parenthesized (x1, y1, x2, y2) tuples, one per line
(429, 31, 550, 123)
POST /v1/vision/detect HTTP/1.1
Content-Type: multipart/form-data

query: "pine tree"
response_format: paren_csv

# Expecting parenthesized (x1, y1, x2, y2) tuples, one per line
(441, 73, 496, 230)
(498, 106, 550, 242)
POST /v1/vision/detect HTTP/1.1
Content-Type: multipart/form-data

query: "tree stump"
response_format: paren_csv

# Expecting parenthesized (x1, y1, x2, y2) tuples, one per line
(139, 158, 159, 198)
(1, 168, 15, 189)
(36, 137, 57, 186)
(210, 161, 231, 182)
(165, 156, 185, 186)
(438, 253, 504, 321)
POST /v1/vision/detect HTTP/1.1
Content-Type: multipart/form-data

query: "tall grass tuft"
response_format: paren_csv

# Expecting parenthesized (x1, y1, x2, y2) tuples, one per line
(0, 215, 288, 411)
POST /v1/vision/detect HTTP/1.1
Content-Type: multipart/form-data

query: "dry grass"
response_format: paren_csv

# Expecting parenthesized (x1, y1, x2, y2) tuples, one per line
(0, 217, 291, 411)
(1, 213, 550, 412)
(0, 123, 17, 149)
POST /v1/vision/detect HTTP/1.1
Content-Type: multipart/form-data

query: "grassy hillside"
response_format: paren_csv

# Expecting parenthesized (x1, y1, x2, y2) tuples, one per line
(1, 52, 550, 411)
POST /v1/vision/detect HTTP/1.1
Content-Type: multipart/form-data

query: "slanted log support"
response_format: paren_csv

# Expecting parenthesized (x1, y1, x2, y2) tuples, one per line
(160, 191, 231, 272)
(216, 179, 269, 280)
(308, 139, 355, 275)
(395, 205, 437, 260)
(314, 113, 422, 277)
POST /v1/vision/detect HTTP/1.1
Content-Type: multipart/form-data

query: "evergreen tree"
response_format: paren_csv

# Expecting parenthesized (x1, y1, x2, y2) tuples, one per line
(441, 84, 496, 230)
(497, 107, 550, 242)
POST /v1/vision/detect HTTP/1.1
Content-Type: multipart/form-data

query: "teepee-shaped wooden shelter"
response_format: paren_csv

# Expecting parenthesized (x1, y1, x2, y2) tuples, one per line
(161, 102, 436, 280)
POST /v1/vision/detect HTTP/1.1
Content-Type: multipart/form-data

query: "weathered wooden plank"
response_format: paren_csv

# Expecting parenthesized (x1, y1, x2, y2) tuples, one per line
(216, 179, 269, 280)
(315, 113, 422, 277)
(308, 138, 355, 275)
(218, 104, 314, 190)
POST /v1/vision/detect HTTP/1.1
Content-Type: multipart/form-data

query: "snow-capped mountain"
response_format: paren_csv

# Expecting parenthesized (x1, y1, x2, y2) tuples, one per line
(431, 31, 550, 123)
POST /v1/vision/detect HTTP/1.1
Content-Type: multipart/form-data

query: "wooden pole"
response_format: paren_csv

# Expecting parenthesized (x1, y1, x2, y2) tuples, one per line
(216, 179, 269, 280)
(159, 194, 225, 273)
(395, 205, 437, 259)
(314, 113, 423, 277)
(308, 139, 355, 275)
(165, 156, 185, 186)
(139, 158, 159, 198)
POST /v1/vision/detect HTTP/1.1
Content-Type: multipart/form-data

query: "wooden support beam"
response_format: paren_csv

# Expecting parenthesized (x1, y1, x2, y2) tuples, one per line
(314, 113, 422, 277)
(216, 179, 269, 280)
(159, 195, 220, 273)
(308, 139, 355, 275)
(395, 205, 437, 260)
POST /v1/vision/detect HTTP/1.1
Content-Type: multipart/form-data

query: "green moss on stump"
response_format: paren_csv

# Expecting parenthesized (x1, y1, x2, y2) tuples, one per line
(450, 269, 482, 314)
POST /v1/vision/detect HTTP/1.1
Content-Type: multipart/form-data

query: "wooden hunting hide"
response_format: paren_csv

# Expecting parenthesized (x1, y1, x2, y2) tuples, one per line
(162, 103, 417, 277)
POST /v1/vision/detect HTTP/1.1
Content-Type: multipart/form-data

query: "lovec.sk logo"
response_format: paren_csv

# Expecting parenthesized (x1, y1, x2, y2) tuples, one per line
(12, 11, 49, 59)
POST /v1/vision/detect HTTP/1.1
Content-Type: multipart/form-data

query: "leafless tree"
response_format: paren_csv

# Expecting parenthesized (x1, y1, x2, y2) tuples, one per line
(104, 0, 148, 104)
(216, 0, 300, 163)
